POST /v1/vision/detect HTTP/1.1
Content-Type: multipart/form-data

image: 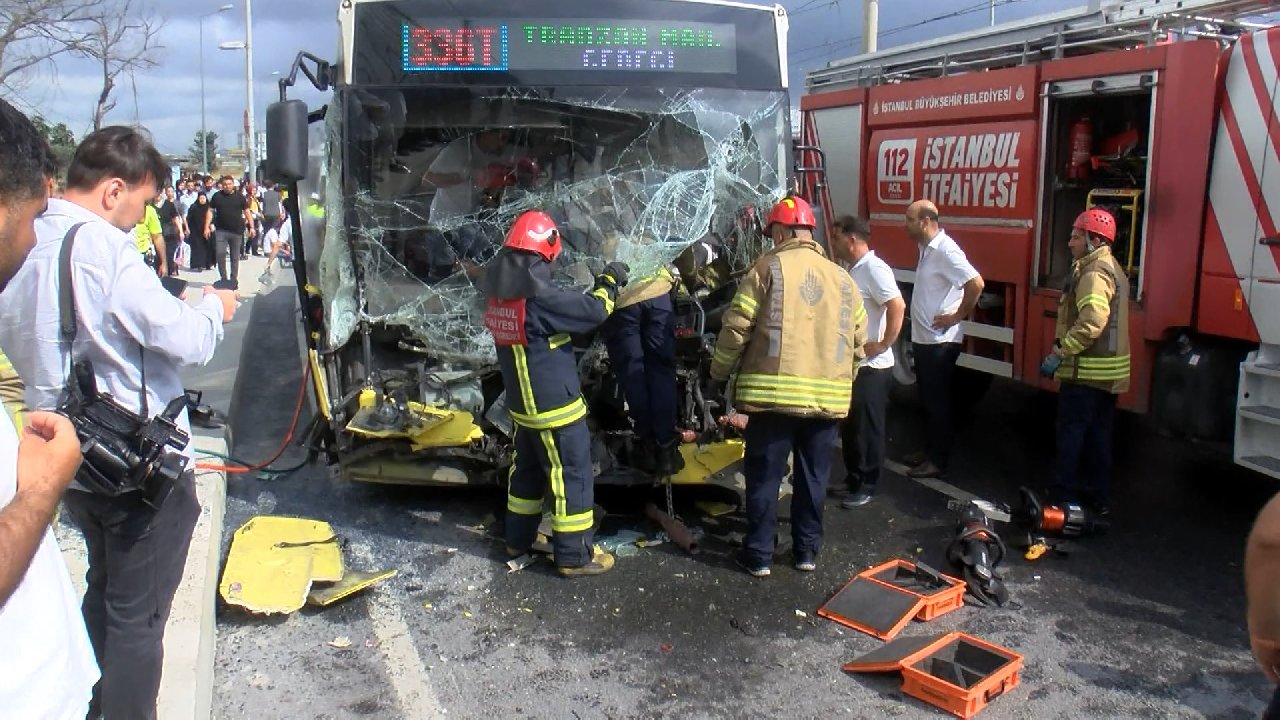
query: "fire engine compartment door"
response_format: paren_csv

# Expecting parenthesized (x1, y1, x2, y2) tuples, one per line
(1247, 30, 1280, 346)
(810, 104, 864, 219)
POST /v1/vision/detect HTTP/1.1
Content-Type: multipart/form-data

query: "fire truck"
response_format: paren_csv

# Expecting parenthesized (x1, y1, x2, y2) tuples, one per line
(798, 0, 1280, 479)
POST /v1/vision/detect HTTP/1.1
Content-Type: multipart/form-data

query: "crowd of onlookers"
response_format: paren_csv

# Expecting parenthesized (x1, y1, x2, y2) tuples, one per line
(129, 174, 292, 287)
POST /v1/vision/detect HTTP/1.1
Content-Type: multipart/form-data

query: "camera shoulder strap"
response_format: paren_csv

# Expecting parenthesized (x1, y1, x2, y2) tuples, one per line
(58, 222, 88, 347)
(58, 221, 150, 418)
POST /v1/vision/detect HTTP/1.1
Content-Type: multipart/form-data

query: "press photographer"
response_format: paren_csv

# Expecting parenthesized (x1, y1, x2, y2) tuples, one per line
(0, 125, 238, 720)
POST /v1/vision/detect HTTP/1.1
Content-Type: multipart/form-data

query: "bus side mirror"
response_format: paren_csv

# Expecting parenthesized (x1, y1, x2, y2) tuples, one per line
(265, 100, 309, 183)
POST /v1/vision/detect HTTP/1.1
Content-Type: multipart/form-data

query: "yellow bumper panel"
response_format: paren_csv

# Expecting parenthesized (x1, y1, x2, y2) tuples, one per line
(219, 516, 345, 615)
(308, 568, 399, 607)
(346, 391, 482, 449)
(671, 440, 746, 485)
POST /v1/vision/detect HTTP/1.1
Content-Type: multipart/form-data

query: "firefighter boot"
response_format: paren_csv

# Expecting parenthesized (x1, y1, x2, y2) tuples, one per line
(558, 545, 615, 578)
(655, 439, 685, 477)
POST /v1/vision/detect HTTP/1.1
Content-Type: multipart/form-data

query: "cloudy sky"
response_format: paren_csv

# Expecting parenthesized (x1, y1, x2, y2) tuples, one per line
(6, 0, 1087, 155)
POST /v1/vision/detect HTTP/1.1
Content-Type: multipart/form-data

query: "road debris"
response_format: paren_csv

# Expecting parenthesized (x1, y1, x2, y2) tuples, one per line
(660, 642, 674, 653)
(328, 636, 352, 649)
(507, 554, 537, 573)
(695, 501, 738, 517)
(794, 609, 808, 618)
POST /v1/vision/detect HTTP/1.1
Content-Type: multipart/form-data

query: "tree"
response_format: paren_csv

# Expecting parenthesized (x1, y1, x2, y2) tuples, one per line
(0, 0, 108, 91)
(81, 0, 161, 131)
(189, 130, 219, 171)
(31, 114, 77, 174)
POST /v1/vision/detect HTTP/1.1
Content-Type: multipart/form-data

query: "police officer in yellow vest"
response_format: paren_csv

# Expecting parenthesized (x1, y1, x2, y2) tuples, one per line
(1040, 208, 1129, 516)
(711, 196, 867, 577)
(602, 235, 728, 476)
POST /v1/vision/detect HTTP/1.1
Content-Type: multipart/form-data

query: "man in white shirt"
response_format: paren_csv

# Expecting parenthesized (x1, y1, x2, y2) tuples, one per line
(0, 125, 239, 720)
(904, 200, 984, 479)
(0, 96, 100, 720)
(830, 216, 905, 508)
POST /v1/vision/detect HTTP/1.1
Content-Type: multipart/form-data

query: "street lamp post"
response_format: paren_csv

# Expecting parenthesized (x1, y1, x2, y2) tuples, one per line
(220, 0, 254, 180)
(199, 4, 234, 175)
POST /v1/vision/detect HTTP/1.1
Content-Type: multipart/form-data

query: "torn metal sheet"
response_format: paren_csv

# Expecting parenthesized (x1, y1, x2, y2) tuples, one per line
(671, 440, 745, 486)
(308, 568, 399, 607)
(219, 516, 346, 615)
(346, 389, 483, 448)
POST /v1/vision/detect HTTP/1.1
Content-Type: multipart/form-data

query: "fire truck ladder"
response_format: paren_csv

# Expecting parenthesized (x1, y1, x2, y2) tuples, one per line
(808, 0, 1278, 90)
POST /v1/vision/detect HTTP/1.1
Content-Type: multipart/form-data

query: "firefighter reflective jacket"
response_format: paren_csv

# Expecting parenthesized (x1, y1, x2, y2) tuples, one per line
(617, 242, 730, 310)
(1054, 245, 1130, 394)
(484, 284, 616, 430)
(710, 237, 867, 418)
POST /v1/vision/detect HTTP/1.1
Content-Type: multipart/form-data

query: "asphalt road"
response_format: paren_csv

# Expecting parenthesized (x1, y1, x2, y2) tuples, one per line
(214, 283, 1275, 719)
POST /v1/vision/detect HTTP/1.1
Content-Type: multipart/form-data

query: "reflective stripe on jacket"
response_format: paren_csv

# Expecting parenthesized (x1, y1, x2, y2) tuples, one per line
(1054, 245, 1131, 394)
(710, 237, 867, 419)
(485, 286, 615, 430)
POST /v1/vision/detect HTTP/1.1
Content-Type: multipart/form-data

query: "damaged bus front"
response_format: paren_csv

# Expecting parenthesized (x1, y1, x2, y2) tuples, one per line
(268, 0, 793, 487)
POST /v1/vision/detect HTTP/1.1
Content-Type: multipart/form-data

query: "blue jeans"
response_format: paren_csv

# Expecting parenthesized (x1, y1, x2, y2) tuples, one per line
(742, 412, 839, 566)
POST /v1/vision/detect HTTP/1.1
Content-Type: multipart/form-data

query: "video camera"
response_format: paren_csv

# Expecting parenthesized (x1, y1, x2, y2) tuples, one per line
(57, 360, 190, 509)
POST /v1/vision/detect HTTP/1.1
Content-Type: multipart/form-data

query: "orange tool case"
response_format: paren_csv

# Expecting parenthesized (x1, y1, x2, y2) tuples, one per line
(843, 632, 1023, 719)
(817, 559, 967, 639)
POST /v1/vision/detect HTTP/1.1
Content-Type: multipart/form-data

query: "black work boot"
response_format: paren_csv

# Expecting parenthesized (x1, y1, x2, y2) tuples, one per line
(655, 439, 686, 477)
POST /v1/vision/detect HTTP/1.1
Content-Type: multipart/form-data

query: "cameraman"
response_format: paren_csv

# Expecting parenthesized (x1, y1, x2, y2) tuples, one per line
(0, 98, 99, 720)
(0, 126, 238, 720)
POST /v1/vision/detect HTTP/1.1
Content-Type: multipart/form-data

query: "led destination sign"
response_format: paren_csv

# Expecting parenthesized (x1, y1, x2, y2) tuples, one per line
(403, 19, 738, 74)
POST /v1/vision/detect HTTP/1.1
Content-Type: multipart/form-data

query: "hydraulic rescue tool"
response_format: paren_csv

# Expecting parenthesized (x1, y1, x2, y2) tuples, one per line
(945, 503, 1010, 607)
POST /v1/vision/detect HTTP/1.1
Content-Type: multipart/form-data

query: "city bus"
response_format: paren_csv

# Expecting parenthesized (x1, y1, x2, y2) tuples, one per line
(265, 0, 793, 487)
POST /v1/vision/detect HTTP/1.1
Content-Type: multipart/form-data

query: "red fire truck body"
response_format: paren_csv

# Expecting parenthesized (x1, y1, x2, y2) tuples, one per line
(801, 2, 1280, 478)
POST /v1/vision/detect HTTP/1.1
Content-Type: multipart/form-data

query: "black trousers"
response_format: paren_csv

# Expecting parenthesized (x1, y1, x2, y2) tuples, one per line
(63, 473, 200, 720)
(214, 230, 241, 284)
(912, 341, 961, 470)
(841, 365, 892, 492)
(1052, 382, 1117, 505)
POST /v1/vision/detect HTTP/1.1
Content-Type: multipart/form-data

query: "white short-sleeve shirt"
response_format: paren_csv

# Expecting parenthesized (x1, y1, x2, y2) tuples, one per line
(910, 229, 979, 345)
(848, 250, 902, 369)
(0, 411, 99, 719)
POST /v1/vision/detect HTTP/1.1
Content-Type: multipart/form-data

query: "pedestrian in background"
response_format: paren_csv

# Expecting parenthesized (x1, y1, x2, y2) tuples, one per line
(0, 125, 239, 720)
(187, 191, 212, 271)
(903, 200, 984, 480)
(156, 185, 182, 277)
(0, 95, 99, 720)
(829, 215, 904, 508)
(205, 175, 253, 287)
(134, 195, 166, 277)
(1041, 208, 1129, 516)
(711, 197, 866, 577)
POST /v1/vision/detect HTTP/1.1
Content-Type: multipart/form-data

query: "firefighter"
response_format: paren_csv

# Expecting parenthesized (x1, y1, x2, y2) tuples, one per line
(711, 197, 867, 577)
(482, 210, 629, 577)
(1040, 208, 1129, 516)
(602, 235, 729, 475)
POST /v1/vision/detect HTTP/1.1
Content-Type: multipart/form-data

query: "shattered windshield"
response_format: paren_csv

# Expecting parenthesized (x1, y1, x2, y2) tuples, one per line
(318, 86, 790, 363)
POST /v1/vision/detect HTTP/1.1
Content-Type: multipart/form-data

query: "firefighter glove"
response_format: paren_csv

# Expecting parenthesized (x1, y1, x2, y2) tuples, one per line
(1039, 352, 1062, 378)
(599, 262, 630, 288)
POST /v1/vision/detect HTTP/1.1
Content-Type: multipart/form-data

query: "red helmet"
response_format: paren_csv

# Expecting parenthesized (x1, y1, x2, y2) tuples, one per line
(766, 196, 817, 231)
(1073, 208, 1116, 243)
(504, 210, 561, 261)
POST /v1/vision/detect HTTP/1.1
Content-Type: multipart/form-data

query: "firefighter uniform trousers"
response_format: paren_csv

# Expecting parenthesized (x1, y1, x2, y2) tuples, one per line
(602, 292, 677, 448)
(485, 284, 615, 568)
(507, 421, 595, 566)
(742, 413, 839, 565)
